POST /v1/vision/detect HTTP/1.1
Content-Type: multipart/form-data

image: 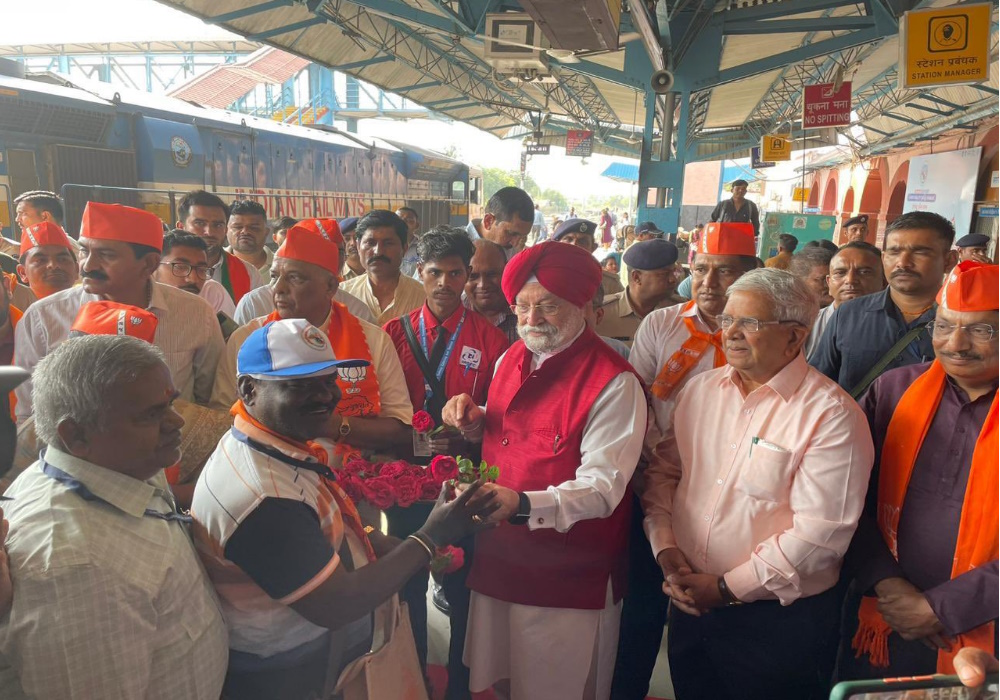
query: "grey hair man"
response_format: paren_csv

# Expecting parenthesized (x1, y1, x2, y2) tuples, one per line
(641, 268, 873, 700)
(0, 335, 228, 700)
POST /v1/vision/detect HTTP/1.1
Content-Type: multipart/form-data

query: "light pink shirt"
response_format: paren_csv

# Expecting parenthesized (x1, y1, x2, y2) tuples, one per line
(641, 353, 874, 605)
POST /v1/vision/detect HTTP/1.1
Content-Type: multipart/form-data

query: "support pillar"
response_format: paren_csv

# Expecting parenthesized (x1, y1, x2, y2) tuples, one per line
(636, 89, 688, 233)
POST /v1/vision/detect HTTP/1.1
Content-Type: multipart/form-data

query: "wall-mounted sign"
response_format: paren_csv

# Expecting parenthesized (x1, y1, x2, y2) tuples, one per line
(566, 130, 594, 157)
(761, 133, 792, 161)
(802, 82, 852, 129)
(900, 4, 992, 88)
(792, 187, 811, 202)
(750, 147, 776, 169)
(525, 143, 550, 155)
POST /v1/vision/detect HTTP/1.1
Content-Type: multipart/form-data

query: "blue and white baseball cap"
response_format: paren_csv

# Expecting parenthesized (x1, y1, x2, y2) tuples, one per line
(237, 318, 369, 380)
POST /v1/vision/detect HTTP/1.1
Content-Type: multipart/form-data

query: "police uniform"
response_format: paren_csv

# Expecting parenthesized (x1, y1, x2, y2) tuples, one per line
(552, 217, 597, 243)
(842, 214, 869, 242)
(956, 233, 990, 250)
(596, 238, 680, 347)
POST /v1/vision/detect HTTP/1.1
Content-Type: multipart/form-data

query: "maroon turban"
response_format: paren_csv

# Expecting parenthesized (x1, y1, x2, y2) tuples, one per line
(501, 241, 602, 308)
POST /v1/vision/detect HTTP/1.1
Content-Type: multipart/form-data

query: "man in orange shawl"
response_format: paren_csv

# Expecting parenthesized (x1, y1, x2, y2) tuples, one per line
(839, 259, 998, 680)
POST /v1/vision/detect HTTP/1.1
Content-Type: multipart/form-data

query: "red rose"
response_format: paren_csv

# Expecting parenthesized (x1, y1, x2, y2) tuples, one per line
(419, 478, 441, 501)
(394, 475, 421, 508)
(344, 458, 371, 477)
(362, 478, 396, 510)
(430, 455, 459, 483)
(376, 461, 407, 479)
(430, 545, 465, 575)
(412, 410, 434, 433)
(337, 475, 364, 504)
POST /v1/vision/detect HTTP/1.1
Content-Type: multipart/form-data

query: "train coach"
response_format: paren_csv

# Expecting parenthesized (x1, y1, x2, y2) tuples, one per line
(0, 65, 483, 238)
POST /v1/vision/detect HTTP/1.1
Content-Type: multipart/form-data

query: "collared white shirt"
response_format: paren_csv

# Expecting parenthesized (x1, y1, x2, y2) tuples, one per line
(630, 302, 721, 456)
(641, 354, 874, 604)
(233, 283, 375, 325)
(341, 273, 426, 326)
(0, 448, 228, 699)
(492, 329, 647, 533)
(14, 282, 225, 421)
(200, 279, 237, 317)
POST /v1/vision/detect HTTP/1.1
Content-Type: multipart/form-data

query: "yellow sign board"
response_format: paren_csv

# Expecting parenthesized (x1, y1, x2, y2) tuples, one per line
(761, 134, 792, 162)
(900, 4, 992, 89)
(792, 187, 811, 203)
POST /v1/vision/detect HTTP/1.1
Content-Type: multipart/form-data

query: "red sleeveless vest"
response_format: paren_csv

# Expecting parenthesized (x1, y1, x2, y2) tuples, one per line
(467, 328, 640, 609)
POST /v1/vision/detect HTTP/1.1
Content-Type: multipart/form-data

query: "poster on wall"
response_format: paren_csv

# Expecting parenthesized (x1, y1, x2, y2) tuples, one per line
(903, 147, 982, 235)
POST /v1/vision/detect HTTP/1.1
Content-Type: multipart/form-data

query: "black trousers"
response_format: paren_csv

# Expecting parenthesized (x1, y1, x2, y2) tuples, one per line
(667, 584, 842, 700)
(610, 496, 670, 700)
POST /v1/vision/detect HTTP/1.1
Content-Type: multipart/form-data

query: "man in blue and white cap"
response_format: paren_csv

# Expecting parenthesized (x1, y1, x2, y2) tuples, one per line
(191, 318, 497, 700)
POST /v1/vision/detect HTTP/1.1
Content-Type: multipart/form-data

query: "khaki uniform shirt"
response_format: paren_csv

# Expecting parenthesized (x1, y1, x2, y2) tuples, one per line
(595, 289, 676, 347)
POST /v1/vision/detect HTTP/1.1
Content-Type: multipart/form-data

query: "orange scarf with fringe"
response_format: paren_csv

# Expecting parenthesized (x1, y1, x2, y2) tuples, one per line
(853, 360, 997, 673)
(650, 301, 725, 400)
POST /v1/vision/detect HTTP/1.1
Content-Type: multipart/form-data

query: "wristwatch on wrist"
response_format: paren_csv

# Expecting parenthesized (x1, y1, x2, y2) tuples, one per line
(507, 491, 531, 525)
(338, 416, 351, 442)
(717, 574, 743, 606)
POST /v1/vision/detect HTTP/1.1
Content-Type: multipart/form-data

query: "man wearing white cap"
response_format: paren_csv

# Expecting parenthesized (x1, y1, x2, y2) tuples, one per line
(192, 318, 499, 700)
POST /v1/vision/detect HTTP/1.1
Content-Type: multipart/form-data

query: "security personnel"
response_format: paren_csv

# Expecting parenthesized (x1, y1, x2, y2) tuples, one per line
(843, 214, 869, 244)
(955, 233, 991, 263)
(596, 238, 681, 347)
(553, 218, 625, 294)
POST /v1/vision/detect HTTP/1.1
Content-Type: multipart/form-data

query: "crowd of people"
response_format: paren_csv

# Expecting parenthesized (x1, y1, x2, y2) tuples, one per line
(0, 184, 995, 700)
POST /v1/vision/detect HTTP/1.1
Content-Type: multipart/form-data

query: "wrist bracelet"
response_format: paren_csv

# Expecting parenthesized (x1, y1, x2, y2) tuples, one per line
(717, 575, 742, 606)
(406, 534, 434, 560)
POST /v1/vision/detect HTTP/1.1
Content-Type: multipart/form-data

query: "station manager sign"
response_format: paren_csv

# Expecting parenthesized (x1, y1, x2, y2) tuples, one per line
(900, 4, 992, 89)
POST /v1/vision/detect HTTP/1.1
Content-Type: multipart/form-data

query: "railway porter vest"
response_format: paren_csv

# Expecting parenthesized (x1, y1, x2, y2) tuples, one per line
(468, 328, 638, 609)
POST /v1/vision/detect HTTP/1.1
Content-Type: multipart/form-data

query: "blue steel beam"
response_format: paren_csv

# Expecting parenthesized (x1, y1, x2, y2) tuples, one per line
(435, 102, 478, 111)
(687, 25, 887, 90)
(248, 17, 327, 40)
(423, 96, 471, 107)
(904, 102, 951, 117)
(722, 0, 858, 22)
(723, 16, 875, 35)
(351, 0, 472, 36)
(394, 81, 443, 93)
(335, 55, 395, 71)
(916, 94, 963, 110)
(212, 1, 289, 23)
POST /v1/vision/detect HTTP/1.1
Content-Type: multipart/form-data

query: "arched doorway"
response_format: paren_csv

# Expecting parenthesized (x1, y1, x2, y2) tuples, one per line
(822, 177, 838, 214)
(859, 171, 883, 244)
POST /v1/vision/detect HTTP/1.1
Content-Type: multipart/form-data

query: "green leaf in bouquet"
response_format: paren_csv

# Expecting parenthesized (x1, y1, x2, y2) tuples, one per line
(487, 465, 500, 481)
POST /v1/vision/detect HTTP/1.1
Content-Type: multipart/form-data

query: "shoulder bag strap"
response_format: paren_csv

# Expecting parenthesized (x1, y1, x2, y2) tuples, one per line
(849, 325, 927, 399)
(401, 315, 447, 410)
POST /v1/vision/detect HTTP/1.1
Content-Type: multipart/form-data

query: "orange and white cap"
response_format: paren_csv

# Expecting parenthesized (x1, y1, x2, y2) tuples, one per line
(79, 202, 164, 251)
(70, 301, 158, 343)
(938, 260, 999, 312)
(699, 222, 756, 257)
(19, 221, 74, 258)
(276, 226, 340, 276)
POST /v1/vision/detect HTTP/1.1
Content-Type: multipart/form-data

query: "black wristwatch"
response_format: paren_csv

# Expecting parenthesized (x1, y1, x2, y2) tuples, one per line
(717, 575, 743, 606)
(507, 491, 531, 525)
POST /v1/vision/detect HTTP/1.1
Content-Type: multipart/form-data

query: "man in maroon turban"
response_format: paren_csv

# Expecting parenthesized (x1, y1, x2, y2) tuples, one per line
(442, 241, 648, 699)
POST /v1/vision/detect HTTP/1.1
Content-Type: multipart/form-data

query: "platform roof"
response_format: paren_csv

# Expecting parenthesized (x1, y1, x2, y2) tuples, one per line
(146, 0, 998, 164)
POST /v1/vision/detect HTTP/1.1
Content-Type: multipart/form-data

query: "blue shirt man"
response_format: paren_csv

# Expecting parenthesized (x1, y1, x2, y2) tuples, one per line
(809, 211, 957, 396)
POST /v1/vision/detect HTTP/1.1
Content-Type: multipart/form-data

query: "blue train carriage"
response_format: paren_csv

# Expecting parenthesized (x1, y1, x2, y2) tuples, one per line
(0, 70, 477, 238)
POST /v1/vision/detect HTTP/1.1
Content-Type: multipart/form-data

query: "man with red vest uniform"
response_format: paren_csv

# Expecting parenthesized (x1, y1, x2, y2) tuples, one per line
(16, 221, 78, 300)
(176, 190, 263, 305)
(839, 260, 998, 681)
(612, 221, 758, 699)
(442, 241, 647, 700)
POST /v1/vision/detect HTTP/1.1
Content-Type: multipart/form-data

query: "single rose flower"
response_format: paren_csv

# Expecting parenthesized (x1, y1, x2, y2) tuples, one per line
(362, 478, 397, 510)
(419, 478, 441, 501)
(430, 455, 459, 483)
(394, 475, 422, 508)
(343, 458, 372, 477)
(412, 410, 434, 434)
(377, 461, 408, 479)
(430, 545, 465, 575)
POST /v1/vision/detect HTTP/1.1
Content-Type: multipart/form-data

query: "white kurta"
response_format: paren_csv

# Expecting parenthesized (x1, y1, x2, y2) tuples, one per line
(464, 337, 646, 700)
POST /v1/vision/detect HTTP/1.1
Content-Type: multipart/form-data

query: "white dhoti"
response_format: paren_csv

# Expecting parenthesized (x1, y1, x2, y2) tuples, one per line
(463, 584, 622, 700)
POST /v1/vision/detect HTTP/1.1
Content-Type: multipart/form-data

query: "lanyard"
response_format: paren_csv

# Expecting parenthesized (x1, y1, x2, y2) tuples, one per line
(418, 309, 465, 385)
(41, 459, 192, 524)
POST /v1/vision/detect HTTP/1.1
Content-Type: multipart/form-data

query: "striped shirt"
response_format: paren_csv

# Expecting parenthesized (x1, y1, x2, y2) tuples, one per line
(0, 448, 228, 699)
(13, 281, 225, 421)
(191, 424, 370, 658)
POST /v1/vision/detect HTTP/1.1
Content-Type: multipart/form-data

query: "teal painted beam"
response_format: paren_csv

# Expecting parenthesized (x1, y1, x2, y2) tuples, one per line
(351, 0, 472, 35)
(395, 81, 443, 93)
(336, 55, 395, 71)
(722, 0, 856, 22)
(724, 16, 875, 35)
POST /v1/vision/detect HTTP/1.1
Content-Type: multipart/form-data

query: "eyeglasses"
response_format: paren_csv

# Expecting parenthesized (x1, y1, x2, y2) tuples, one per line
(926, 320, 997, 342)
(511, 302, 562, 317)
(716, 315, 803, 333)
(159, 261, 215, 280)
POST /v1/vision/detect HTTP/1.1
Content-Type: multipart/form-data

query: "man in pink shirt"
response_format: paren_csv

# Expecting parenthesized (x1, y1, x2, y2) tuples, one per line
(641, 268, 874, 700)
